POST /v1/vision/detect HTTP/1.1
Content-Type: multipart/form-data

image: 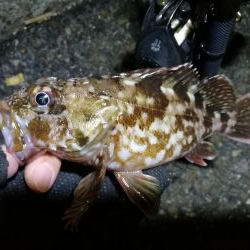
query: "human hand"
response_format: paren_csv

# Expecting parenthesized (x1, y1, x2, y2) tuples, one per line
(1, 144, 61, 193)
(0, 144, 171, 208)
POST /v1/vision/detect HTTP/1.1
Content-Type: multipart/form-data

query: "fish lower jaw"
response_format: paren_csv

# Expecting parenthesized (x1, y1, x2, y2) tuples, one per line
(7, 144, 43, 166)
(0, 125, 40, 165)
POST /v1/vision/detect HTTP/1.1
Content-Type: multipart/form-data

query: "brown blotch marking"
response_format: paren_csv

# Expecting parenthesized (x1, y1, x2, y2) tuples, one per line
(111, 131, 121, 158)
(117, 106, 141, 128)
(145, 107, 166, 125)
(136, 75, 169, 111)
(194, 92, 204, 110)
(28, 117, 51, 142)
(173, 85, 190, 103)
(144, 131, 171, 159)
(183, 126, 197, 151)
(174, 115, 185, 132)
(164, 145, 174, 159)
(183, 108, 199, 122)
(73, 129, 89, 146)
(144, 142, 165, 158)
(183, 125, 195, 137)
(117, 104, 165, 128)
(153, 130, 170, 143)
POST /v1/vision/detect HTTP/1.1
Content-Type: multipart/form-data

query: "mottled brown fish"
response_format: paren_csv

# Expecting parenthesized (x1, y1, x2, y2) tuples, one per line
(0, 64, 249, 229)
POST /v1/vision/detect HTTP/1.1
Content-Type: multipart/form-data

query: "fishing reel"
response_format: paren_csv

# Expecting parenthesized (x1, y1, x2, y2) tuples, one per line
(135, 0, 242, 78)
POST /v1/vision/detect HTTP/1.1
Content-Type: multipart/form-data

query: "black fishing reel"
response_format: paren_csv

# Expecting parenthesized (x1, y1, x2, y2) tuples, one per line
(135, 0, 242, 78)
(136, 0, 195, 68)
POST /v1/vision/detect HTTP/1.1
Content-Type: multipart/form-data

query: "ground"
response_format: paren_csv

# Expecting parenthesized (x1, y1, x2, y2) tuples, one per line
(0, 0, 249, 249)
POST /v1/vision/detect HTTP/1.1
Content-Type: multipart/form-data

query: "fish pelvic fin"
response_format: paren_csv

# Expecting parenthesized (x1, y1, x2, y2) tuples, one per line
(114, 170, 161, 216)
(223, 93, 250, 144)
(63, 152, 107, 232)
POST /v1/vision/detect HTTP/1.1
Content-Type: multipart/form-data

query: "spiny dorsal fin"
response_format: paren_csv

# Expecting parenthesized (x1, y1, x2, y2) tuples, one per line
(171, 64, 200, 101)
(171, 63, 199, 88)
(197, 75, 236, 113)
(134, 63, 200, 102)
(117, 63, 199, 89)
(158, 63, 200, 90)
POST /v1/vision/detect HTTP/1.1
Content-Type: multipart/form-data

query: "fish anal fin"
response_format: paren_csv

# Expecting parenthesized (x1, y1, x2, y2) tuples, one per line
(185, 141, 217, 167)
(114, 170, 161, 216)
(63, 152, 107, 231)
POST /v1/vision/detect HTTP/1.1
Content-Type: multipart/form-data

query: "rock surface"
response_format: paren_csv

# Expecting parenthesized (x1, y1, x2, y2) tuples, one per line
(0, 0, 89, 42)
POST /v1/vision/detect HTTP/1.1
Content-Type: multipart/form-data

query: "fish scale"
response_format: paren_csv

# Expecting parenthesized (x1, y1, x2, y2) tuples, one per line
(103, 69, 205, 170)
(0, 63, 249, 230)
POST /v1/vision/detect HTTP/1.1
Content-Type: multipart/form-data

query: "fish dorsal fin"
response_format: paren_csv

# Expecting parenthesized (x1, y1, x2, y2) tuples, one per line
(118, 63, 199, 89)
(152, 63, 199, 88)
(171, 63, 200, 88)
(197, 75, 236, 113)
(170, 64, 200, 101)
(154, 63, 200, 102)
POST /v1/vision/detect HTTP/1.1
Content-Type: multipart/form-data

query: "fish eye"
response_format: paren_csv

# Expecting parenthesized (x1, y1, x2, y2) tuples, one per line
(35, 92, 50, 106)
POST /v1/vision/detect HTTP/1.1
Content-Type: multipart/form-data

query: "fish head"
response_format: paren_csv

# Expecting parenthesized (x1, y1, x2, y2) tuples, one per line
(0, 77, 118, 164)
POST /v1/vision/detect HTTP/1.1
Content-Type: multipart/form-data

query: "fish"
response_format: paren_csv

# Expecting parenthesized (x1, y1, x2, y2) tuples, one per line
(0, 63, 250, 229)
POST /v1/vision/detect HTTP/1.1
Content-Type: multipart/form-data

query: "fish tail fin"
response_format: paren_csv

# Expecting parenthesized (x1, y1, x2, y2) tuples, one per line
(197, 75, 250, 144)
(223, 93, 250, 144)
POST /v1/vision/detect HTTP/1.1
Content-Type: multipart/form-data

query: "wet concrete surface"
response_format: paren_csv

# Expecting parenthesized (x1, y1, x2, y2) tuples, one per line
(0, 0, 250, 249)
(0, 0, 88, 43)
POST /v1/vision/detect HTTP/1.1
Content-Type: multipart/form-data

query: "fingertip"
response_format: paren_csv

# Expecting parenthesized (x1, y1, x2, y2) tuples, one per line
(24, 153, 61, 193)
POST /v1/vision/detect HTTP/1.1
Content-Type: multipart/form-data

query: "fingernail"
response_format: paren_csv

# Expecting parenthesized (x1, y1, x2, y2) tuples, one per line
(33, 163, 54, 192)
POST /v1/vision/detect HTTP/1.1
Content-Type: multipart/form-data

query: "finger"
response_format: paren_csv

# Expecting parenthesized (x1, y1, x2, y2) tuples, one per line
(1, 144, 19, 178)
(24, 153, 61, 193)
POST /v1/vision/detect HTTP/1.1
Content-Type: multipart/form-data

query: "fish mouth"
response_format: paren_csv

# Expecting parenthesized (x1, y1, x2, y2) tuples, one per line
(0, 100, 39, 165)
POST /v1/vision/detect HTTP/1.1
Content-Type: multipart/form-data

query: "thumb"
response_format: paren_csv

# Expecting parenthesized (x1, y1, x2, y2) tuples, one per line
(24, 153, 61, 193)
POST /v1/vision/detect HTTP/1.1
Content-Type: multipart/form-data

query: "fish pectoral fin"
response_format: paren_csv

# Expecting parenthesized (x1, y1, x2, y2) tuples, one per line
(63, 154, 107, 231)
(184, 141, 217, 167)
(114, 170, 161, 216)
